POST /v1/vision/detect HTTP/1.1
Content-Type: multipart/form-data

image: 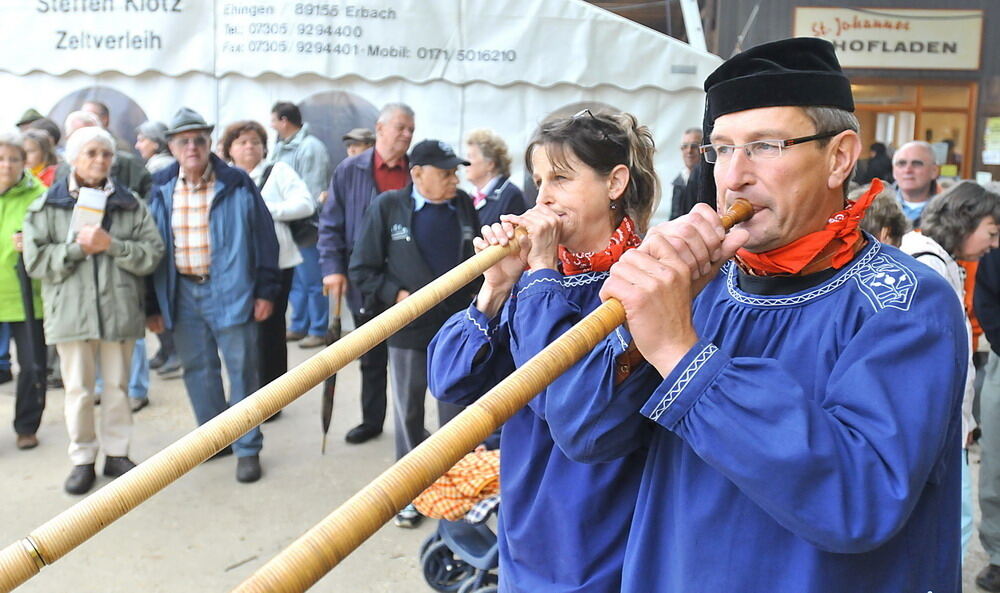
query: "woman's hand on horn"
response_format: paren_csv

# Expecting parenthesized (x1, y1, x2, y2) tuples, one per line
(500, 204, 561, 272)
(474, 221, 529, 318)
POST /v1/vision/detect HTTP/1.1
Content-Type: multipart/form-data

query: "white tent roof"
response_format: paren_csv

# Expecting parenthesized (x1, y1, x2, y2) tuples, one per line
(2, 1, 721, 223)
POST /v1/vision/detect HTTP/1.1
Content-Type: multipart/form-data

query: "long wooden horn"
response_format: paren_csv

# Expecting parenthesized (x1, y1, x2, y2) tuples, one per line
(0, 228, 530, 593)
(230, 199, 754, 593)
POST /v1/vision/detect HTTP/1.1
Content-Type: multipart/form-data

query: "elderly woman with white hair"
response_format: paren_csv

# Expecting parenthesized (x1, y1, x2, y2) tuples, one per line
(22, 126, 164, 495)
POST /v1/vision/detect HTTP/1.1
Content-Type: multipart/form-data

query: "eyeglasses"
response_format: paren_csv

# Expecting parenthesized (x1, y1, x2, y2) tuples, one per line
(170, 135, 209, 148)
(572, 108, 612, 143)
(680, 143, 700, 151)
(893, 159, 926, 169)
(700, 130, 843, 165)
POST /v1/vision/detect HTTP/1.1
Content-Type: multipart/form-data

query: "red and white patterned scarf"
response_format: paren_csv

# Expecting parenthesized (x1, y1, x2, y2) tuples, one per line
(558, 216, 642, 275)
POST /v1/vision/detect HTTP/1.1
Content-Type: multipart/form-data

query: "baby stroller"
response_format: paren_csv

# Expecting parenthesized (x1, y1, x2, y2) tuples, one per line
(419, 496, 500, 593)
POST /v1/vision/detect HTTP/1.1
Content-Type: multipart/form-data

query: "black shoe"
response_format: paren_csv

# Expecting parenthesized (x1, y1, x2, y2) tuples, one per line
(65, 464, 96, 495)
(236, 455, 262, 483)
(345, 424, 382, 444)
(207, 446, 233, 462)
(0, 369, 11, 384)
(130, 397, 149, 413)
(103, 456, 136, 478)
(263, 409, 282, 423)
(47, 376, 63, 390)
(978, 565, 1000, 592)
(148, 350, 169, 370)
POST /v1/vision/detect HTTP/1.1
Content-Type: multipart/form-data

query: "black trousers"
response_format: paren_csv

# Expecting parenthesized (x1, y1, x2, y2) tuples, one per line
(354, 307, 388, 430)
(9, 320, 46, 436)
(258, 268, 295, 387)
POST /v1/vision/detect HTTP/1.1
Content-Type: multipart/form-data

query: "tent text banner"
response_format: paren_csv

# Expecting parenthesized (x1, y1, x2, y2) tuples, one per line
(7, 0, 712, 92)
(21, 0, 211, 75)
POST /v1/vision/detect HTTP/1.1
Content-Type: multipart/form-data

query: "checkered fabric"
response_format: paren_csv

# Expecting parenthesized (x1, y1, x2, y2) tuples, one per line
(171, 171, 214, 275)
(413, 449, 500, 521)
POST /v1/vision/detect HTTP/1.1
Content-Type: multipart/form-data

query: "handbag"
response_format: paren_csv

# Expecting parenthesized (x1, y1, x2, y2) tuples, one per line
(258, 164, 319, 247)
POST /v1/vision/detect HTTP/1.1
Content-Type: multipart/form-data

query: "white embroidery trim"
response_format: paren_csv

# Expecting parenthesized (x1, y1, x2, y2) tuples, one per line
(465, 309, 494, 340)
(725, 241, 883, 307)
(614, 327, 629, 351)
(647, 343, 718, 422)
(514, 271, 608, 299)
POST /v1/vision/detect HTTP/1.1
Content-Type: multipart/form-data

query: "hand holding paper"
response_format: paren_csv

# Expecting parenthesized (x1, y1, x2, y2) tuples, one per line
(76, 225, 111, 255)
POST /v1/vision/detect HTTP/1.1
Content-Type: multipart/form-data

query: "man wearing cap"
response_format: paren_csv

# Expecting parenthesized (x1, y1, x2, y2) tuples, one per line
(16, 108, 43, 131)
(146, 107, 280, 484)
(349, 138, 479, 527)
(343, 128, 375, 158)
(545, 38, 966, 591)
(319, 102, 415, 445)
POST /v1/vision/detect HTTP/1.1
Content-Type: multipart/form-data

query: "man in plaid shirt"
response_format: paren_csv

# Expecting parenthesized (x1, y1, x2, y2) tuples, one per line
(146, 108, 280, 484)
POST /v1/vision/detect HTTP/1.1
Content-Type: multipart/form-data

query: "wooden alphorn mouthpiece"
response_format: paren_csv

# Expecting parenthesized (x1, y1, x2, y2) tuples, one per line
(720, 198, 754, 231)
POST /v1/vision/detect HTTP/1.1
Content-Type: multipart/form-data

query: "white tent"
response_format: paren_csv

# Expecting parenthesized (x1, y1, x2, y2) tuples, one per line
(2, 0, 721, 222)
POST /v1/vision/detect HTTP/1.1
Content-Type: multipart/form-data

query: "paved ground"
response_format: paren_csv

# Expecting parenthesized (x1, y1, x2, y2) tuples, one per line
(0, 336, 437, 593)
(0, 334, 992, 592)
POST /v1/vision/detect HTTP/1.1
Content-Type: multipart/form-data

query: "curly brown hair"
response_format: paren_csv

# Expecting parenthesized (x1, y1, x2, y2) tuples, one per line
(220, 120, 268, 162)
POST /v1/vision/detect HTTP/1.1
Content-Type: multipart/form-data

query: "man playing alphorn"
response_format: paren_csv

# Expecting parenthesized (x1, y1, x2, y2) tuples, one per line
(547, 38, 966, 592)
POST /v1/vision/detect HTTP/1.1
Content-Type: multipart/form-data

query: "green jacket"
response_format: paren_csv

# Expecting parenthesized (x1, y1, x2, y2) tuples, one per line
(22, 177, 164, 343)
(0, 171, 45, 322)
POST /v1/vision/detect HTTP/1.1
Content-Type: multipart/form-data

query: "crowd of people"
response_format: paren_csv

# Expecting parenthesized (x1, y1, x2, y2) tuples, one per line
(2, 35, 1000, 591)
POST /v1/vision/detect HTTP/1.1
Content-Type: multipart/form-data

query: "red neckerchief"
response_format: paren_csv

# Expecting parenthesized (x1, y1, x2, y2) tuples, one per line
(558, 216, 642, 275)
(736, 179, 883, 276)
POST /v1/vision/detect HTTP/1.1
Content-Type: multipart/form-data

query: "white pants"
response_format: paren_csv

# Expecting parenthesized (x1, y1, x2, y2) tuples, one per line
(57, 340, 134, 465)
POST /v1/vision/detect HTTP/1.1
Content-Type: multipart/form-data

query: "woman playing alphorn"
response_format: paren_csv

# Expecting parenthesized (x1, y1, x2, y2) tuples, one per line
(428, 110, 659, 593)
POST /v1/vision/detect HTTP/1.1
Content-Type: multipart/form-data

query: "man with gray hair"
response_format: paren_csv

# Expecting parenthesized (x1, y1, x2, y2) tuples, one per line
(146, 107, 280, 483)
(892, 140, 940, 223)
(318, 102, 415, 445)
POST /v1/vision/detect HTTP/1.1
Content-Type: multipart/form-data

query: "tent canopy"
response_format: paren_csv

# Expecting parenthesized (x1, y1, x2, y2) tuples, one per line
(3, 0, 721, 222)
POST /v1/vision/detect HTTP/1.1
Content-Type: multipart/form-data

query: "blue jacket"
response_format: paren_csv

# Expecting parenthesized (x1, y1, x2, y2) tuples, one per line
(319, 147, 409, 311)
(146, 154, 280, 330)
(475, 176, 526, 227)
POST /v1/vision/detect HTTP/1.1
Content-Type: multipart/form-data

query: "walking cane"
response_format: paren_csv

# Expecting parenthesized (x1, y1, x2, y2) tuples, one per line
(321, 293, 343, 454)
(14, 246, 44, 392)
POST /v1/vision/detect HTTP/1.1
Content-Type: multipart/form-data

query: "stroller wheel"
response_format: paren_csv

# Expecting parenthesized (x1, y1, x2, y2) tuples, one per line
(419, 531, 442, 560)
(421, 540, 476, 592)
(457, 573, 499, 593)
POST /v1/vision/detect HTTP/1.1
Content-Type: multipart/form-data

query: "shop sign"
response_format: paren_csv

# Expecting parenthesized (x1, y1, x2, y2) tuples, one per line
(793, 7, 982, 70)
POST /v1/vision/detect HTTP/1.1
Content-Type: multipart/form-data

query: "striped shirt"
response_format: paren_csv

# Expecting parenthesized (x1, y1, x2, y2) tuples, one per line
(171, 167, 214, 275)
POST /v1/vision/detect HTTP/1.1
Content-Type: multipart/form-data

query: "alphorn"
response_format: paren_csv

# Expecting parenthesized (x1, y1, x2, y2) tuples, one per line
(230, 198, 754, 593)
(0, 225, 528, 592)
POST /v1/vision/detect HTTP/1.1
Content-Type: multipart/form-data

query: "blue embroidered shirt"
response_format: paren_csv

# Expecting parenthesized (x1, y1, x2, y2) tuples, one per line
(545, 239, 967, 593)
(428, 268, 646, 593)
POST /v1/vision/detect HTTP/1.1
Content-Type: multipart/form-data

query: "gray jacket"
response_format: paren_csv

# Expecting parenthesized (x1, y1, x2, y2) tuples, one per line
(22, 177, 164, 343)
(270, 123, 331, 199)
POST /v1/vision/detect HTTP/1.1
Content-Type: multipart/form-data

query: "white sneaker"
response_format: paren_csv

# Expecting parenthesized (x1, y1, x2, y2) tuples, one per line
(394, 503, 423, 528)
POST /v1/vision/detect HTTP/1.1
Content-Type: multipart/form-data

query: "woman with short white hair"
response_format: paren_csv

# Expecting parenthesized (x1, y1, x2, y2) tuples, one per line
(22, 125, 164, 495)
